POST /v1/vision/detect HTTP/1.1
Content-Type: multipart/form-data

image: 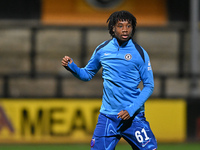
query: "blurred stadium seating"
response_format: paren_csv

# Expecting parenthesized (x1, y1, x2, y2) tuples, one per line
(0, 0, 199, 98)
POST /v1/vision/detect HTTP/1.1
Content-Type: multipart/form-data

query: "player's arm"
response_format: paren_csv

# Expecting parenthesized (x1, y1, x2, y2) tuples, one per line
(62, 49, 101, 81)
(125, 50, 154, 117)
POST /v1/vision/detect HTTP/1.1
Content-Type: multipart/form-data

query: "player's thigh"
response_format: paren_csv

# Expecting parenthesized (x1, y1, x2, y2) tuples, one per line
(91, 136, 120, 150)
(90, 113, 120, 150)
(122, 120, 157, 150)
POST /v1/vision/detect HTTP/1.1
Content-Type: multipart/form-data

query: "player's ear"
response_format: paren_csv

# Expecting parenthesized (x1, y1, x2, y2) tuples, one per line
(112, 26, 115, 32)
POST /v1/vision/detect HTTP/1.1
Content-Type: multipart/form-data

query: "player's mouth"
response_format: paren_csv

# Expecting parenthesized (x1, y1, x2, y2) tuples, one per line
(121, 35, 129, 39)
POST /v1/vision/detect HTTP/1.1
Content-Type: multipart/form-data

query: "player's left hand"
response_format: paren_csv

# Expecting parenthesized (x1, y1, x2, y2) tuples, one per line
(117, 110, 130, 120)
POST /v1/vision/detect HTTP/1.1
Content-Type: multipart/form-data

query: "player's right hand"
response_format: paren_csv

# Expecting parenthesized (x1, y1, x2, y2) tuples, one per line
(62, 56, 73, 67)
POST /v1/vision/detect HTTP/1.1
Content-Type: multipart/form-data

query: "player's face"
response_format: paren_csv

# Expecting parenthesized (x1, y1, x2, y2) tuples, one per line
(113, 20, 133, 44)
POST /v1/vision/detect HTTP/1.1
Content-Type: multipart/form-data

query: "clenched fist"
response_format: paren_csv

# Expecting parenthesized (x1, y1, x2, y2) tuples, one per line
(62, 56, 73, 67)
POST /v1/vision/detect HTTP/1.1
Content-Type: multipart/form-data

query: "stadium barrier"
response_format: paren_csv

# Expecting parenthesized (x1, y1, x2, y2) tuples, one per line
(0, 98, 186, 143)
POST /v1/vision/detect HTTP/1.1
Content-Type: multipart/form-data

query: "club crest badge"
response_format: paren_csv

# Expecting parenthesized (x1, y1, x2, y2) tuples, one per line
(90, 138, 95, 148)
(125, 54, 132, 60)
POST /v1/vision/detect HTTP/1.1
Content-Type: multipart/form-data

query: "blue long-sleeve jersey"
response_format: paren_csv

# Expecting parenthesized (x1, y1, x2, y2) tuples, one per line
(66, 38, 154, 117)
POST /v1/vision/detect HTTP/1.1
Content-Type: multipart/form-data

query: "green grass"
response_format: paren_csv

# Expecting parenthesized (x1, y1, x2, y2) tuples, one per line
(0, 143, 200, 150)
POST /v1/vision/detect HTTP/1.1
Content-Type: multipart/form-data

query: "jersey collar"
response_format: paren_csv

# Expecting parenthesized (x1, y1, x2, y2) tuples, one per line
(113, 37, 131, 47)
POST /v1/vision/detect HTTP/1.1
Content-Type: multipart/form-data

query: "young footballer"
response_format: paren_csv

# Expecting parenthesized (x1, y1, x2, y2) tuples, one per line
(62, 10, 157, 150)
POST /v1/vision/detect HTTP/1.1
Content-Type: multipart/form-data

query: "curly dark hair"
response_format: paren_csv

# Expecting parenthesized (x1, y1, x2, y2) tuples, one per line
(107, 10, 137, 37)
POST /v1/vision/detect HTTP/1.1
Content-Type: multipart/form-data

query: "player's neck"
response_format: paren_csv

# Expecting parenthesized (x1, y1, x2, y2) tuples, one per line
(116, 38, 130, 46)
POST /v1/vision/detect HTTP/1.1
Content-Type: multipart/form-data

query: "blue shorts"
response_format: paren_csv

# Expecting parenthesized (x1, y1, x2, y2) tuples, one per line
(91, 112, 157, 150)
